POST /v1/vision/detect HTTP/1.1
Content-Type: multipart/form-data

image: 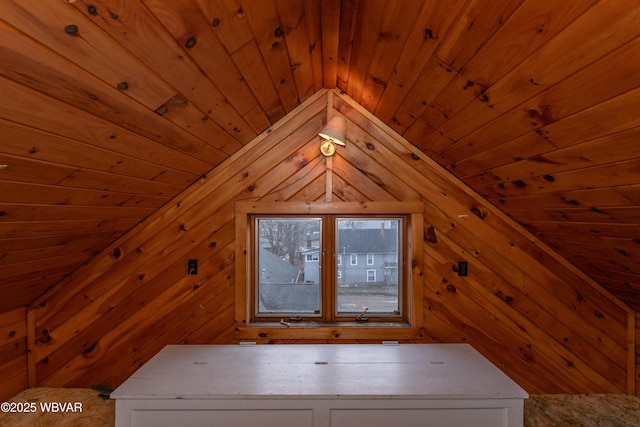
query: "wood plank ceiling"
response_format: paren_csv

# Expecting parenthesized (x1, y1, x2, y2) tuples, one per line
(0, 0, 639, 312)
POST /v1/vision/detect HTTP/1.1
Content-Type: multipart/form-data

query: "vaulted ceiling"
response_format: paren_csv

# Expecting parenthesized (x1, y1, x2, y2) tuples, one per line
(1, 0, 639, 312)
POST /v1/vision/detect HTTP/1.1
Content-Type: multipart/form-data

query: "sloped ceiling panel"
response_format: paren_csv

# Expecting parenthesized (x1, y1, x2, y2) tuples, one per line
(0, 2, 638, 322)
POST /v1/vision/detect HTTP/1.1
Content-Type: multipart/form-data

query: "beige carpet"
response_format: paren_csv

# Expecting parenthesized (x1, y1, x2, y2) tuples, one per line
(2, 388, 640, 426)
(0, 388, 114, 427)
(525, 394, 640, 426)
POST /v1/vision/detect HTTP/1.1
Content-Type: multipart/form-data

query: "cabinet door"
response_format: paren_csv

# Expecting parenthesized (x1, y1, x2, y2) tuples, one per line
(132, 409, 313, 427)
(331, 408, 511, 427)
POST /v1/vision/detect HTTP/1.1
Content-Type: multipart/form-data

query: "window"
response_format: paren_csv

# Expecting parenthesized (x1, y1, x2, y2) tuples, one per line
(253, 216, 403, 321)
(235, 202, 424, 338)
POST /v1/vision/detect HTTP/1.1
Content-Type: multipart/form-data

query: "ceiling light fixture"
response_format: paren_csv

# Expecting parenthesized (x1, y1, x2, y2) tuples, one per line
(318, 116, 347, 156)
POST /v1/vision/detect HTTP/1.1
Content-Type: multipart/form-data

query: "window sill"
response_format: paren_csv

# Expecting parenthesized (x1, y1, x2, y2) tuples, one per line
(235, 323, 425, 341)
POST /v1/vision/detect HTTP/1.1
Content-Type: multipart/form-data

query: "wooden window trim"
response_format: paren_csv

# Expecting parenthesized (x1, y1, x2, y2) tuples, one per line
(235, 202, 425, 341)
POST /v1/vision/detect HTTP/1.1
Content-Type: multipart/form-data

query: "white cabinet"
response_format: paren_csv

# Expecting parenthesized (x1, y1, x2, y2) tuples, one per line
(112, 343, 528, 427)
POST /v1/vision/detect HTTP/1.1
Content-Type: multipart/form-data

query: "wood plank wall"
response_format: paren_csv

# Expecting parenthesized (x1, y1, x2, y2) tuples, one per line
(0, 308, 28, 401)
(26, 90, 634, 395)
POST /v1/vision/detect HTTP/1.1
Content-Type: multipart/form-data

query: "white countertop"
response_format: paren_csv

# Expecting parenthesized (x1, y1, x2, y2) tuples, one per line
(111, 343, 528, 400)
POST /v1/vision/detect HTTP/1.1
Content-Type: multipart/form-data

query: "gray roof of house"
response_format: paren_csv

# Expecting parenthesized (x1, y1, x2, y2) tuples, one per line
(337, 228, 398, 253)
(259, 246, 300, 284)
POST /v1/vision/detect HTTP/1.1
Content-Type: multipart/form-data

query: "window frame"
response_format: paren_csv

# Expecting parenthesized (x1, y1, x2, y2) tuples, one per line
(235, 202, 424, 341)
(366, 269, 376, 282)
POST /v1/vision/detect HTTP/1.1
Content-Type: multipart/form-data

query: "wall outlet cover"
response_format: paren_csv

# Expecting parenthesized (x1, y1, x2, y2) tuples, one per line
(188, 259, 198, 275)
(458, 261, 468, 277)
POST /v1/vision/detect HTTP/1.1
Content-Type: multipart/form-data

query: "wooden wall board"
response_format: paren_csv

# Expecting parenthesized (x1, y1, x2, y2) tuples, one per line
(39, 237, 236, 387)
(0, 282, 68, 314)
(0, 124, 196, 187)
(477, 158, 640, 200)
(0, 21, 222, 159)
(0, 79, 215, 173)
(27, 92, 329, 376)
(429, 230, 627, 378)
(334, 91, 631, 313)
(321, 0, 341, 89)
(342, 0, 386, 103)
(1, 0, 637, 326)
(19, 90, 633, 397)
(194, 0, 253, 54)
(145, 0, 260, 117)
(0, 181, 167, 209)
(275, 0, 316, 103)
(450, 134, 558, 181)
(488, 188, 633, 210)
(535, 88, 640, 152)
(0, 154, 78, 186)
(0, 219, 136, 240)
(0, 0, 638, 399)
(240, 0, 300, 112)
(0, 0, 176, 109)
(259, 155, 327, 202)
(0, 308, 28, 402)
(231, 40, 286, 123)
(0, 232, 118, 255)
(358, 0, 422, 112)
(434, 35, 640, 174)
(429, 0, 597, 125)
(36, 105, 335, 385)
(422, 3, 640, 154)
(615, 185, 640, 204)
(434, 0, 525, 72)
(373, 0, 465, 124)
(330, 172, 371, 202)
(302, 0, 324, 93)
(0, 239, 108, 269)
(388, 56, 458, 136)
(92, 254, 237, 386)
(69, 0, 256, 145)
(56, 169, 184, 198)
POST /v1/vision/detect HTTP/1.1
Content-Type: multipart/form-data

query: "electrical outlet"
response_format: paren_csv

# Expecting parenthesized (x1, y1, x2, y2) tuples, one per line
(188, 259, 198, 275)
(458, 261, 468, 277)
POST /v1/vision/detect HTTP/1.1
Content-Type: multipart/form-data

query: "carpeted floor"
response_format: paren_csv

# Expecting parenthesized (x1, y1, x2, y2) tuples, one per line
(0, 388, 114, 427)
(525, 394, 640, 426)
(2, 388, 640, 426)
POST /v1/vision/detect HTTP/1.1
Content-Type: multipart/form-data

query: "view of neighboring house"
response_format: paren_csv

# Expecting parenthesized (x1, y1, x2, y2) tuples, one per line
(258, 220, 400, 314)
(258, 243, 319, 314)
(258, 245, 300, 285)
(303, 223, 399, 287)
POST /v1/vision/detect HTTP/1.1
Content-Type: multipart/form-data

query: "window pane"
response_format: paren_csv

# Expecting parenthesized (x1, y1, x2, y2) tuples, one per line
(336, 219, 401, 316)
(256, 218, 321, 315)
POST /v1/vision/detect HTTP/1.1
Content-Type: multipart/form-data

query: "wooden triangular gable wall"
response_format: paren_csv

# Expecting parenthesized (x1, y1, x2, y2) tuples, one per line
(25, 89, 635, 395)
